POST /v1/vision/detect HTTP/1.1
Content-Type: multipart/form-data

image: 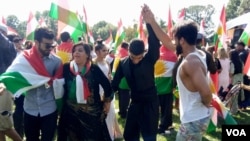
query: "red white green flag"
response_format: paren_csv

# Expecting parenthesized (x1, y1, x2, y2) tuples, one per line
(207, 79, 237, 133)
(26, 12, 39, 40)
(114, 18, 126, 52)
(214, 5, 226, 52)
(238, 23, 250, 46)
(49, 1, 84, 42)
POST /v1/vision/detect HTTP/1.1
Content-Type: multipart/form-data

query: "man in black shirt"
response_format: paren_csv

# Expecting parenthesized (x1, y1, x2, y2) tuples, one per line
(112, 5, 160, 141)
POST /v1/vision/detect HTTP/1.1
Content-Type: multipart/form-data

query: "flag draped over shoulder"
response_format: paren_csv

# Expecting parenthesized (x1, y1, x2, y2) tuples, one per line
(49, 2, 84, 42)
(0, 47, 64, 108)
(207, 80, 237, 133)
(154, 46, 177, 94)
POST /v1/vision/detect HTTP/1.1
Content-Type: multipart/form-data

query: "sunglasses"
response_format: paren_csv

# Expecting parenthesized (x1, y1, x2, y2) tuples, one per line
(41, 42, 56, 49)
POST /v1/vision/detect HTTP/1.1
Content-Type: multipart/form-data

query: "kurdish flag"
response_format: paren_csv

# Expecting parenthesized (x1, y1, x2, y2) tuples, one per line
(207, 79, 237, 133)
(114, 19, 126, 52)
(238, 23, 250, 46)
(154, 46, 177, 94)
(26, 12, 39, 40)
(49, 2, 84, 42)
(0, 47, 63, 97)
(214, 5, 226, 51)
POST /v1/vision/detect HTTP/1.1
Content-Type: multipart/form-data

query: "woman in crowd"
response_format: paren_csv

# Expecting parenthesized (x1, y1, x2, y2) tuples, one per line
(218, 47, 231, 90)
(93, 39, 122, 140)
(57, 41, 113, 141)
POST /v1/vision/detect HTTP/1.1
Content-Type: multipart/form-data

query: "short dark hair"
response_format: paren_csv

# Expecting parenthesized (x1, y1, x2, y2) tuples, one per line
(121, 41, 129, 49)
(60, 32, 71, 42)
(94, 39, 106, 51)
(173, 20, 198, 45)
(129, 39, 144, 55)
(236, 41, 245, 47)
(34, 27, 55, 42)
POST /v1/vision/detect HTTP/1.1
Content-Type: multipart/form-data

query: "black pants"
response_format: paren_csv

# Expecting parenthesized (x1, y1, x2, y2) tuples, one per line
(24, 111, 58, 141)
(158, 93, 173, 131)
(118, 89, 130, 118)
(13, 95, 24, 138)
(124, 99, 159, 141)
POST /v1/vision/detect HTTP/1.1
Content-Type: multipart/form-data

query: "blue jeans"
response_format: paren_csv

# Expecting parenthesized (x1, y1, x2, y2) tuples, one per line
(176, 116, 210, 141)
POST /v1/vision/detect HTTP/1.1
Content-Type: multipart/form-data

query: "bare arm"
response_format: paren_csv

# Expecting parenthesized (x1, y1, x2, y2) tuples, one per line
(182, 55, 212, 107)
(141, 4, 175, 51)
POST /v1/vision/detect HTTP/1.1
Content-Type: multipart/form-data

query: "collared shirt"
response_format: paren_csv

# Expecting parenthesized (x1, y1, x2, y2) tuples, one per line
(23, 54, 62, 117)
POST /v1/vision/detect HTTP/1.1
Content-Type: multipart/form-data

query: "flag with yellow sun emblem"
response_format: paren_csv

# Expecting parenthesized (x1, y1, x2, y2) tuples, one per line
(154, 46, 177, 95)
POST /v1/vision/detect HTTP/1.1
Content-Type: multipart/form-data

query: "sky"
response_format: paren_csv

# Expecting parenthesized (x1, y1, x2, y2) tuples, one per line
(0, 0, 229, 27)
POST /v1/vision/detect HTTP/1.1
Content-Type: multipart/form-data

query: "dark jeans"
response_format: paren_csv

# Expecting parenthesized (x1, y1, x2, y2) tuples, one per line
(124, 99, 159, 141)
(24, 111, 58, 141)
(158, 93, 173, 131)
(13, 95, 24, 138)
(118, 89, 130, 118)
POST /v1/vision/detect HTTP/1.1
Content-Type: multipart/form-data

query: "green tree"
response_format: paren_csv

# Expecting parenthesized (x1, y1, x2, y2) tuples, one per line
(16, 21, 27, 38)
(184, 5, 216, 36)
(237, 0, 250, 15)
(124, 26, 137, 42)
(6, 15, 20, 31)
(226, 0, 241, 20)
(92, 21, 116, 42)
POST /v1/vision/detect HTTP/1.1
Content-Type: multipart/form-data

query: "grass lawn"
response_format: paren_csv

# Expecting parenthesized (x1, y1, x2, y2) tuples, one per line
(6, 95, 250, 141)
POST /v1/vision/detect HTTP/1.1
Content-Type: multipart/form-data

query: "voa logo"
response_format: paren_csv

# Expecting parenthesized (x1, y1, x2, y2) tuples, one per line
(226, 129, 246, 136)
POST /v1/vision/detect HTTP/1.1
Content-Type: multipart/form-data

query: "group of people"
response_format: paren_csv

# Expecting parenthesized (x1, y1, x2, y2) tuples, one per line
(1, 3, 249, 141)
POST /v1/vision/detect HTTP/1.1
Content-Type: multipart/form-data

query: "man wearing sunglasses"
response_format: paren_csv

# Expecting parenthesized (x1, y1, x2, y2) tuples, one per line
(0, 27, 63, 141)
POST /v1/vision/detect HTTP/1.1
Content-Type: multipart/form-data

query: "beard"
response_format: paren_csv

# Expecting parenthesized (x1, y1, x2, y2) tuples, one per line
(176, 44, 183, 55)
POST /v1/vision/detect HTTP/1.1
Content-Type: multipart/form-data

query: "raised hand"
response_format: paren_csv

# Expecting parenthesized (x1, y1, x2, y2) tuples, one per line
(141, 4, 155, 24)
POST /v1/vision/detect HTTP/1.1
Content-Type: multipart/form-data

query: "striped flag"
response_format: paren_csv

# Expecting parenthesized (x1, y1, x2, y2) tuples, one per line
(49, 2, 84, 42)
(214, 5, 226, 52)
(26, 12, 39, 40)
(238, 23, 250, 46)
(0, 47, 63, 98)
(114, 18, 126, 52)
(207, 79, 237, 133)
(154, 46, 177, 94)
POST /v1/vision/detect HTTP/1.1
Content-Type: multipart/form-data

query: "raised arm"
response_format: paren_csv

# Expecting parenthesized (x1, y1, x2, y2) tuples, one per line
(141, 4, 175, 52)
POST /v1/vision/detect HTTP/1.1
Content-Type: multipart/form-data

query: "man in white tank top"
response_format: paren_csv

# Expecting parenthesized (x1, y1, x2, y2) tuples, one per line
(173, 21, 212, 141)
(142, 5, 212, 141)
